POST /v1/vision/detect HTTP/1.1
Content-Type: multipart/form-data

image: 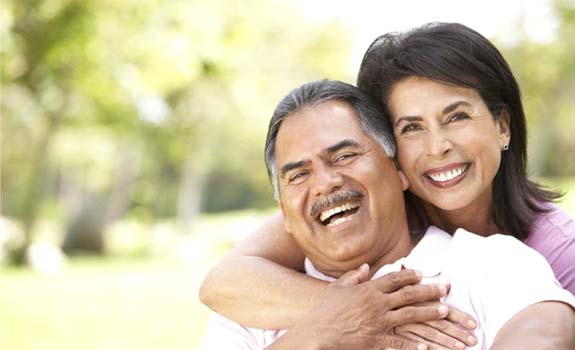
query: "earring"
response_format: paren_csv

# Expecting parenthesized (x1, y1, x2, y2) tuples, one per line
(503, 144, 509, 151)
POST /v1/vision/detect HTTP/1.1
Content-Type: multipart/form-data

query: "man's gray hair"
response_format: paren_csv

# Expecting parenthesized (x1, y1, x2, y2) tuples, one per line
(265, 79, 397, 200)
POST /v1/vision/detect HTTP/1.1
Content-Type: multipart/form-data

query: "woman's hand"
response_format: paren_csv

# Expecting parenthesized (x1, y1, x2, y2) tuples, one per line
(394, 305, 478, 350)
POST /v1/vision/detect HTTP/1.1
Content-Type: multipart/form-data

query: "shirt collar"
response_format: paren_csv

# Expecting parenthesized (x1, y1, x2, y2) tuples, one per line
(305, 226, 453, 281)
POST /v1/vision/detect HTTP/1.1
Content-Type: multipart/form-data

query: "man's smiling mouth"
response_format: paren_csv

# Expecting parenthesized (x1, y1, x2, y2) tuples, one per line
(310, 190, 364, 227)
(319, 202, 361, 226)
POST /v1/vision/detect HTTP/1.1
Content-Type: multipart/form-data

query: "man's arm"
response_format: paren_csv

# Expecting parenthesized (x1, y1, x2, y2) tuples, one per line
(491, 301, 575, 350)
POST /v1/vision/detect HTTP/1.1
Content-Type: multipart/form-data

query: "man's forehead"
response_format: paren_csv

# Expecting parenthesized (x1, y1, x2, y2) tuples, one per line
(275, 103, 367, 160)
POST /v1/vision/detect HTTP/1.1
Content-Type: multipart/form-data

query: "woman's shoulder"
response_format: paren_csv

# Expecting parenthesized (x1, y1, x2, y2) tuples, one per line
(529, 202, 575, 241)
(525, 202, 575, 294)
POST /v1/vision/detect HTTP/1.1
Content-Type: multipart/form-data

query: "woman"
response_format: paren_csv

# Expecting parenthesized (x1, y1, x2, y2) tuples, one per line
(200, 22, 575, 347)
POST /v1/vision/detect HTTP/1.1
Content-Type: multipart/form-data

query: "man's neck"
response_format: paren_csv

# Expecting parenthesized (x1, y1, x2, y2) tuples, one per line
(367, 224, 415, 278)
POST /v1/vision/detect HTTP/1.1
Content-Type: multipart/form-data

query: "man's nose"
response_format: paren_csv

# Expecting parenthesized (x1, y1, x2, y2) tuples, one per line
(425, 128, 453, 158)
(312, 165, 344, 197)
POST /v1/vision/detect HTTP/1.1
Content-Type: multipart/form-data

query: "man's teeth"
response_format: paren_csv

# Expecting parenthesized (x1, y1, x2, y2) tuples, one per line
(427, 165, 468, 182)
(319, 202, 360, 223)
(327, 216, 352, 227)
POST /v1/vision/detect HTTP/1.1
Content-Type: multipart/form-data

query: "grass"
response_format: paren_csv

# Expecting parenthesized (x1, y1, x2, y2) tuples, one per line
(0, 180, 572, 350)
(0, 257, 214, 350)
(0, 210, 273, 350)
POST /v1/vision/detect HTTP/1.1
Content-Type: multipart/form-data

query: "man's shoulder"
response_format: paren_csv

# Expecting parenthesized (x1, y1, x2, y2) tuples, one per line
(446, 228, 547, 274)
(451, 228, 527, 252)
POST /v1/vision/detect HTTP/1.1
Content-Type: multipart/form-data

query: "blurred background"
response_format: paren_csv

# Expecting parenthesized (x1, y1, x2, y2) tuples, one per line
(0, 0, 573, 349)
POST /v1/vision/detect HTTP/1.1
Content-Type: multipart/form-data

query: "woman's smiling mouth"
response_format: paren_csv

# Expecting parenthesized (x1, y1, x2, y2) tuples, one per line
(424, 163, 470, 188)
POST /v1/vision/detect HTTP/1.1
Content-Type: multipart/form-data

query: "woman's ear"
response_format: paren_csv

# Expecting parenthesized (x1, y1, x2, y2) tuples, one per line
(398, 169, 410, 191)
(498, 109, 511, 149)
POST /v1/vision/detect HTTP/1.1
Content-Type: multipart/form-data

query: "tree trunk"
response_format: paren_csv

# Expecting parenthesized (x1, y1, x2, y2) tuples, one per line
(177, 150, 204, 234)
(10, 113, 61, 265)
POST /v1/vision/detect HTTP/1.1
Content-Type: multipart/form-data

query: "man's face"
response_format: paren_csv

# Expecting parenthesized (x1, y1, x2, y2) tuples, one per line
(275, 100, 410, 277)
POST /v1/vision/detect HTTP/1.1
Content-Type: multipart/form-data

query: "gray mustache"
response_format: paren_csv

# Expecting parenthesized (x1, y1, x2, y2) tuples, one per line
(309, 190, 364, 218)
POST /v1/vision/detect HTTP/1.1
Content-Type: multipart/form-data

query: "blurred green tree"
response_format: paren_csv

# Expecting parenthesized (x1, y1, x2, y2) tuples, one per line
(0, 0, 351, 262)
(501, 0, 574, 177)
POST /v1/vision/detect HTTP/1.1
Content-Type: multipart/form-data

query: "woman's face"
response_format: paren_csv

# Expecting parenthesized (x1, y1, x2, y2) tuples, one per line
(387, 76, 510, 212)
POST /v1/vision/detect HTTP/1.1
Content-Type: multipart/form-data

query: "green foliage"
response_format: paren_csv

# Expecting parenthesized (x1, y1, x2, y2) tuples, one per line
(1, 0, 351, 238)
(0, 0, 572, 257)
(498, 0, 575, 177)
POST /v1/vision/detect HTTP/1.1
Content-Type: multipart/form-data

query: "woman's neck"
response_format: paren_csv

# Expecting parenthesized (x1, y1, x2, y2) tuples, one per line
(422, 192, 500, 236)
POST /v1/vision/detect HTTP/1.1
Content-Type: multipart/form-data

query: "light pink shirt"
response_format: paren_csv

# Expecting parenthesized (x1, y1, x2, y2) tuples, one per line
(524, 203, 575, 294)
(201, 227, 575, 350)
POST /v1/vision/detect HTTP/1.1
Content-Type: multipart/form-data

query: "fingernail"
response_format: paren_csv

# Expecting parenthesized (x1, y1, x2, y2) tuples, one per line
(417, 344, 427, 350)
(415, 270, 422, 278)
(438, 284, 447, 294)
(455, 341, 465, 350)
(438, 305, 448, 316)
(467, 319, 477, 329)
(467, 335, 477, 344)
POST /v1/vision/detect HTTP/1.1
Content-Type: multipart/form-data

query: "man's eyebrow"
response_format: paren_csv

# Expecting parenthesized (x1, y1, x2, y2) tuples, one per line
(325, 139, 361, 154)
(280, 160, 310, 178)
(395, 101, 473, 127)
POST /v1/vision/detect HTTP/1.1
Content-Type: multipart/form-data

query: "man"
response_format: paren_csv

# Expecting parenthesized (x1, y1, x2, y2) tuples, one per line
(201, 80, 575, 350)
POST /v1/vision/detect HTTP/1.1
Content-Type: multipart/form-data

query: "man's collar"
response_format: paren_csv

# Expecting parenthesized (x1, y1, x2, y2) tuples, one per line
(305, 226, 454, 281)
(394, 226, 453, 278)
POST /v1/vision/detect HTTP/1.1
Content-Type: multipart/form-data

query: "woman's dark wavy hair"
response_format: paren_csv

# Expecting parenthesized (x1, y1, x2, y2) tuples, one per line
(357, 22, 561, 241)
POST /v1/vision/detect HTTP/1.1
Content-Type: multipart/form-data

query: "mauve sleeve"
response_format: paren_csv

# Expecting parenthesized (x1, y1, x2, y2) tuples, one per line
(525, 206, 575, 295)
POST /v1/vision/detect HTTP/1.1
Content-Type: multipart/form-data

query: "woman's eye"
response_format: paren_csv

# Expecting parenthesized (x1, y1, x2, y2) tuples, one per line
(401, 123, 421, 134)
(448, 112, 470, 123)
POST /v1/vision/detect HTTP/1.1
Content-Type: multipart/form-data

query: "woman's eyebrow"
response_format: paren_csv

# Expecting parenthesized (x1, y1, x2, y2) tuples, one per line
(395, 116, 422, 127)
(442, 100, 472, 114)
(394, 100, 474, 127)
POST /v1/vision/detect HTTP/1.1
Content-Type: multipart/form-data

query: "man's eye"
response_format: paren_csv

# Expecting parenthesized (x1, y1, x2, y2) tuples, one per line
(335, 153, 357, 163)
(448, 112, 470, 123)
(401, 123, 421, 134)
(289, 171, 308, 183)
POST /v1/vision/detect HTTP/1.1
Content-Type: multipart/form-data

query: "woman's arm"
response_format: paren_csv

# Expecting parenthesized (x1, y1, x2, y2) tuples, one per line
(199, 212, 328, 329)
(199, 212, 477, 349)
(491, 301, 575, 350)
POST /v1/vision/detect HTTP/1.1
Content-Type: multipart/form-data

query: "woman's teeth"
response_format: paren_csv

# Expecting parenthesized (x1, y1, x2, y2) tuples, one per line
(427, 164, 469, 182)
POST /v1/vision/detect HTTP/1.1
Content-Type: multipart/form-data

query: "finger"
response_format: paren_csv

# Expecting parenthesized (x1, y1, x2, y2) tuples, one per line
(395, 330, 451, 350)
(385, 304, 449, 326)
(386, 284, 448, 309)
(445, 306, 478, 330)
(378, 334, 428, 350)
(396, 323, 466, 350)
(423, 319, 477, 346)
(333, 263, 370, 287)
(369, 269, 423, 293)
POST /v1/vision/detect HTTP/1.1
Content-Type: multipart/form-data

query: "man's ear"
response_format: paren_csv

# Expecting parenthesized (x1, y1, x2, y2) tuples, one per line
(497, 108, 511, 149)
(398, 169, 410, 191)
(279, 200, 293, 234)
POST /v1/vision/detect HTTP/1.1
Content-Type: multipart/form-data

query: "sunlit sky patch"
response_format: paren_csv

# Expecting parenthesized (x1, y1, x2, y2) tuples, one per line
(295, 0, 558, 75)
